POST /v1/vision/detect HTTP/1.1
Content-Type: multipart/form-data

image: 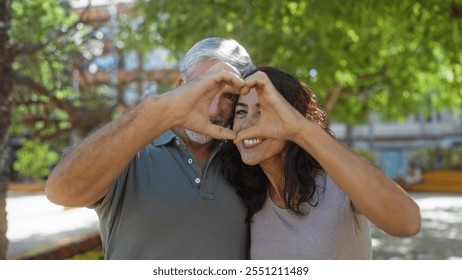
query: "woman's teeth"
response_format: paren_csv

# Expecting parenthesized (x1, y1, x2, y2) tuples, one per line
(243, 139, 263, 146)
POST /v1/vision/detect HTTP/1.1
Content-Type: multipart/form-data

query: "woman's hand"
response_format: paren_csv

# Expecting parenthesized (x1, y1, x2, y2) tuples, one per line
(235, 71, 307, 143)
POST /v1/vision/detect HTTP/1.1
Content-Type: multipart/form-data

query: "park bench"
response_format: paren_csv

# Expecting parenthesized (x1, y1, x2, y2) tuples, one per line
(408, 170, 462, 193)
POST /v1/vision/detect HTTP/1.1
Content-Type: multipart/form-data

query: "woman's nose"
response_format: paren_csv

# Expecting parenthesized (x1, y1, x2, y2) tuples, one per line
(241, 113, 259, 129)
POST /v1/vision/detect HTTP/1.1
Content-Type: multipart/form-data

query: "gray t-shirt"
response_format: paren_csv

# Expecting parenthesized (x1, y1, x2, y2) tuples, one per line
(94, 130, 248, 259)
(250, 173, 372, 259)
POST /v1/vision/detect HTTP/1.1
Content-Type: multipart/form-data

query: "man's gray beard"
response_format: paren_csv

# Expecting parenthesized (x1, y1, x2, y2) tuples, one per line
(185, 129, 213, 144)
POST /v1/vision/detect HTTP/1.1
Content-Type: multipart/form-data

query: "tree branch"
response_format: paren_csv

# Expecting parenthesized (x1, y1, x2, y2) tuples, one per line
(341, 84, 384, 99)
(11, 69, 81, 118)
(26, 127, 73, 142)
(12, 69, 53, 94)
(324, 85, 342, 116)
(12, 4, 94, 57)
(13, 19, 81, 57)
(357, 68, 387, 81)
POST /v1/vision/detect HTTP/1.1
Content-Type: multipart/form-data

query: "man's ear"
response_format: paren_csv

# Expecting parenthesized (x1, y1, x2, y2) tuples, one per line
(176, 73, 185, 88)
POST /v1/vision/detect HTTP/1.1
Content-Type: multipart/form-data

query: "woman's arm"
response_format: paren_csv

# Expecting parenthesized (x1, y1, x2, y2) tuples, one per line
(292, 122, 421, 237)
(237, 71, 421, 236)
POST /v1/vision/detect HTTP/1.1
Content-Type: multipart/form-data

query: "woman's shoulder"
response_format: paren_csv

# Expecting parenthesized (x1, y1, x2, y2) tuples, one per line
(314, 171, 336, 189)
(315, 171, 350, 204)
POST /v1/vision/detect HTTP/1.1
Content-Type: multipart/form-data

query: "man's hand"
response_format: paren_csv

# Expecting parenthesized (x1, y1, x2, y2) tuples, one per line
(169, 62, 246, 140)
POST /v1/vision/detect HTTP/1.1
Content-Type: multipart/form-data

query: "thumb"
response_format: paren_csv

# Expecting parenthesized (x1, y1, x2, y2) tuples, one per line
(207, 124, 237, 140)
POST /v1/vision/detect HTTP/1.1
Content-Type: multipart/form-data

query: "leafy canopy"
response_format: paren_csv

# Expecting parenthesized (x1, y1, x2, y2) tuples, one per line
(135, 0, 462, 124)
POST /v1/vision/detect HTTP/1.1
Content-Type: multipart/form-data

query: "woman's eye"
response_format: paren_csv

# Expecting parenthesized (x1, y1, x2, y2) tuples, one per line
(235, 110, 247, 118)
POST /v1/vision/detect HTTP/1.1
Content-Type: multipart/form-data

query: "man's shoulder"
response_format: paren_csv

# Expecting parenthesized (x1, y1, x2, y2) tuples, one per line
(151, 130, 177, 147)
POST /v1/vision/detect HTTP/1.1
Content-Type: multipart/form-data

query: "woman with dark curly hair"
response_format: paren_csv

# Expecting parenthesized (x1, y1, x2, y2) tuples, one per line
(221, 67, 421, 259)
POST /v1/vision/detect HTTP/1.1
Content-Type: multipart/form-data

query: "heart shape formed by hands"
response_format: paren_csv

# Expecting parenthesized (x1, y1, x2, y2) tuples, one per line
(233, 70, 308, 144)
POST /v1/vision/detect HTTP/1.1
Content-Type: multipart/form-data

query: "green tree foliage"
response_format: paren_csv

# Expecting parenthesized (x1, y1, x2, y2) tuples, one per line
(8, 1, 127, 182)
(135, 0, 462, 124)
(9, 1, 116, 148)
(66, 246, 104, 260)
(13, 140, 59, 181)
(6, 1, 78, 187)
(10, 0, 77, 138)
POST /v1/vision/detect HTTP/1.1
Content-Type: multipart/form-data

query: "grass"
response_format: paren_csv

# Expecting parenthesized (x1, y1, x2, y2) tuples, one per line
(66, 246, 104, 260)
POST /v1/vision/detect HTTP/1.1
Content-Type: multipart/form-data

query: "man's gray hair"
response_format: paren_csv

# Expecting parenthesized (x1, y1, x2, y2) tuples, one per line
(180, 37, 255, 81)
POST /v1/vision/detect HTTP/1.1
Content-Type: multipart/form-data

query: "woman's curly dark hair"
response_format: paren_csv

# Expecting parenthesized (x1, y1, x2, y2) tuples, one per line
(220, 66, 334, 222)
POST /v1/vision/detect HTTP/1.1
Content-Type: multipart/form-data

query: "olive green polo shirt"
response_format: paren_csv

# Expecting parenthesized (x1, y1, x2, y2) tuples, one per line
(94, 130, 248, 259)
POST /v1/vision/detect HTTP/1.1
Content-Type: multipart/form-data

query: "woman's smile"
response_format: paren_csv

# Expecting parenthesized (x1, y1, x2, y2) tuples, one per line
(242, 138, 266, 148)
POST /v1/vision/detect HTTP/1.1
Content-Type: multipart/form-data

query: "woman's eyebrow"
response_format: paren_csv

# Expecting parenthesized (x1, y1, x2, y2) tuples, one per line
(235, 102, 260, 108)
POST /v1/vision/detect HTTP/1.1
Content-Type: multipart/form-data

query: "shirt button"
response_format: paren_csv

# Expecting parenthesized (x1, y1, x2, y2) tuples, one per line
(188, 158, 193, 164)
(175, 140, 180, 145)
(195, 178, 201, 184)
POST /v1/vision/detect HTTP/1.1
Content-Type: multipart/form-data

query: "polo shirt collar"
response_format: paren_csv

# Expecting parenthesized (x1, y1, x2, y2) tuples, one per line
(153, 129, 224, 151)
(153, 130, 177, 146)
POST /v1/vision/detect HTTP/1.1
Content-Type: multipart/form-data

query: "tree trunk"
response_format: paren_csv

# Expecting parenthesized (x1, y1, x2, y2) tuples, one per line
(0, 0, 13, 260)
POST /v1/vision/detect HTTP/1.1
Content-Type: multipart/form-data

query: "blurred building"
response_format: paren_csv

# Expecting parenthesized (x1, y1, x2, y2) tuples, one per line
(70, 0, 179, 106)
(332, 111, 462, 179)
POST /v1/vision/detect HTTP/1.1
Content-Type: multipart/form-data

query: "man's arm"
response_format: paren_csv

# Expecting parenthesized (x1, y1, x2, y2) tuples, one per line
(46, 62, 245, 207)
(45, 95, 176, 207)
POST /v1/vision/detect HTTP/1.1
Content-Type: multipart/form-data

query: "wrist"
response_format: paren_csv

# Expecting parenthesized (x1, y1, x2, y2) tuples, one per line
(140, 94, 178, 130)
(291, 119, 318, 144)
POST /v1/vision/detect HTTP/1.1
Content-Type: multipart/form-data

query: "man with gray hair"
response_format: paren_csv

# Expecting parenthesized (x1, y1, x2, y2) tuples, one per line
(45, 38, 256, 259)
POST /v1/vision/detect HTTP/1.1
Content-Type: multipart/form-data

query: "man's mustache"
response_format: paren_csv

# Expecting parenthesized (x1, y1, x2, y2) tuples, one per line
(210, 118, 225, 125)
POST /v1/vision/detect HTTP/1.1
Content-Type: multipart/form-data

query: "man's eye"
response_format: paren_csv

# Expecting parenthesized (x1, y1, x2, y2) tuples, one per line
(223, 93, 238, 104)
